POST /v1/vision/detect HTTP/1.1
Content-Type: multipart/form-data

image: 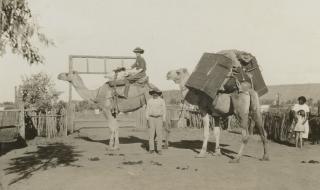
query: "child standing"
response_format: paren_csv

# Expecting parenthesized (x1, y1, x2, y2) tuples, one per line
(146, 89, 166, 155)
(294, 110, 306, 148)
(292, 96, 310, 145)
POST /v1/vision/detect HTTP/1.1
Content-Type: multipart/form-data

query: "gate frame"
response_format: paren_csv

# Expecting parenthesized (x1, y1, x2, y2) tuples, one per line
(66, 55, 136, 134)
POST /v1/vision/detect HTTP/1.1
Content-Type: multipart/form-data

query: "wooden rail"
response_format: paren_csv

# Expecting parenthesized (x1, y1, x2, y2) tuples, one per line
(28, 112, 67, 138)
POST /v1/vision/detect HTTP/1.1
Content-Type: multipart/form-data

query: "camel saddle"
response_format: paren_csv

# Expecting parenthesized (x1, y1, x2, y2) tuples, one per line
(108, 76, 149, 87)
(111, 83, 149, 113)
(96, 78, 152, 113)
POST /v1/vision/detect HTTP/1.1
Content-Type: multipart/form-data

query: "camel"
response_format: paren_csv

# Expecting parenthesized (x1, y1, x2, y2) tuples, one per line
(167, 68, 269, 163)
(58, 71, 153, 150)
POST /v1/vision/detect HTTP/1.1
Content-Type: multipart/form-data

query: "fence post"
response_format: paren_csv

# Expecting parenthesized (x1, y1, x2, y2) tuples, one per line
(61, 108, 67, 137)
(17, 86, 25, 140)
(19, 103, 25, 140)
(67, 55, 74, 134)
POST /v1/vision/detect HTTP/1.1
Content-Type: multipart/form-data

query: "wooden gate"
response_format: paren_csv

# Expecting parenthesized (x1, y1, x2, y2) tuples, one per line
(0, 109, 24, 142)
(66, 55, 136, 133)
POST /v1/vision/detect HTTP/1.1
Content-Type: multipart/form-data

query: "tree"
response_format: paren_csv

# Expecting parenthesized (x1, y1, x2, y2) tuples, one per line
(20, 72, 58, 112)
(0, 0, 53, 64)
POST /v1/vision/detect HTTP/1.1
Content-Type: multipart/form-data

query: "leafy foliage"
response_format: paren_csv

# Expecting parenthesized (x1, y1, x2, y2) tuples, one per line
(53, 100, 67, 113)
(20, 72, 58, 112)
(0, 0, 53, 64)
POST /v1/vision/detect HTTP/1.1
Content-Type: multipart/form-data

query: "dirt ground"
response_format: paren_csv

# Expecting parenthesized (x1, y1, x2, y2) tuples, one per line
(1, 127, 320, 190)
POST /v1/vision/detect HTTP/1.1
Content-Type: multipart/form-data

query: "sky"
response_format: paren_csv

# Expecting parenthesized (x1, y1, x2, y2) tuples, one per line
(1, 0, 320, 102)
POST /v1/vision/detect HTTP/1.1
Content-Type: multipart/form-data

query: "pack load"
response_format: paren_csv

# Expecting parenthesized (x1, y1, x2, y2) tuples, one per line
(185, 53, 233, 100)
(185, 51, 268, 101)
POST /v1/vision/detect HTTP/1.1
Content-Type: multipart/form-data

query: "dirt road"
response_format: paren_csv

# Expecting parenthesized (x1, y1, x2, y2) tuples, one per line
(1, 127, 320, 190)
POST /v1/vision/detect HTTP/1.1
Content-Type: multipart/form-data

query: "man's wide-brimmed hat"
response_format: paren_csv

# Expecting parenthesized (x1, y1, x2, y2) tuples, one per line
(133, 47, 144, 54)
(149, 88, 162, 96)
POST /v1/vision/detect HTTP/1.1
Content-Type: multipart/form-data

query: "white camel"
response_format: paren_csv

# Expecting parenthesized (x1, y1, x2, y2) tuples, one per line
(167, 68, 269, 163)
(58, 71, 151, 150)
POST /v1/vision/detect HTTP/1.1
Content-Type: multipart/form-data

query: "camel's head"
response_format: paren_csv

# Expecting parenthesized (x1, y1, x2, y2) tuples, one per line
(57, 71, 80, 82)
(166, 68, 189, 84)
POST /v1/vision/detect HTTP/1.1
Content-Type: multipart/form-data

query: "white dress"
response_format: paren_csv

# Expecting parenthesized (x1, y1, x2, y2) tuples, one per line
(292, 104, 310, 138)
(294, 114, 305, 132)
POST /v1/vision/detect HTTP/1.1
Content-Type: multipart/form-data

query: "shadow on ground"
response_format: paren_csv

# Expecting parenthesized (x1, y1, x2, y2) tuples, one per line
(76, 135, 252, 159)
(76, 136, 150, 150)
(4, 143, 83, 185)
(169, 140, 242, 159)
(0, 136, 27, 156)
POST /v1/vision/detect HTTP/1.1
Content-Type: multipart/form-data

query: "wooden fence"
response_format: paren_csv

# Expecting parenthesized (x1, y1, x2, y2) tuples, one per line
(27, 110, 67, 138)
(262, 111, 293, 142)
(0, 108, 67, 143)
(0, 109, 24, 142)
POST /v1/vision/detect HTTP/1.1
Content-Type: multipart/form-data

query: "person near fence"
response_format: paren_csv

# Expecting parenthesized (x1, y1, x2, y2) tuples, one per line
(146, 88, 166, 155)
(294, 110, 306, 148)
(292, 96, 310, 144)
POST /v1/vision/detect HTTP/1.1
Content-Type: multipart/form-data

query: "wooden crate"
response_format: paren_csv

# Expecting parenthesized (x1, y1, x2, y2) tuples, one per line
(185, 53, 233, 100)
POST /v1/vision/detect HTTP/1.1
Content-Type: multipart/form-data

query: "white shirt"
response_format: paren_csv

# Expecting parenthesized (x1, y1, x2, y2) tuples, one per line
(292, 103, 310, 128)
(292, 103, 310, 114)
(146, 97, 166, 121)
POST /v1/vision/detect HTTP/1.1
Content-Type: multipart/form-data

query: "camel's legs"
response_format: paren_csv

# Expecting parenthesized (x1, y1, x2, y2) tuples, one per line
(212, 116, 222, 155)
(249, 90, 269, 160)
(102, 108, 119, 150)
(164, 123, 170, 149)
(196, 113, 210, 158)
(109, 130, 115, 148)
(254, 110, 270, 160)
(108, 118, 119, 150)
(229, 92, 250, 163)
(114, 127, 119, 149)
(213, 126, 221, 156)
(229, 114, 250, 163)
(238, 128, 249, 157)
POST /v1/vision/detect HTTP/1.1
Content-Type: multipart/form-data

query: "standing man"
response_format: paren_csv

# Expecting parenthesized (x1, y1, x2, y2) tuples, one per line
(292, 96, 310, 143)
(146, 88, 166, 155)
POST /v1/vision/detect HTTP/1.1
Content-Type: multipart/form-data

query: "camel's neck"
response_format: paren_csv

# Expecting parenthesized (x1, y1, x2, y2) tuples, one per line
(70, 75, 98, 101)
(179, 73, 190, 97)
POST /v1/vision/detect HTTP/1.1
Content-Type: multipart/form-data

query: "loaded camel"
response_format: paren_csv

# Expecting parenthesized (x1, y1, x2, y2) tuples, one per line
(58, 71, 157, 150)
(167, 68, 269, 163)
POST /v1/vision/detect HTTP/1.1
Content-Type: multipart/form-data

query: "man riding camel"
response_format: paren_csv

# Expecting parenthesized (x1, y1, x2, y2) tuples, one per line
(127, 47, 147, 82)
(107, 47, 148, 98)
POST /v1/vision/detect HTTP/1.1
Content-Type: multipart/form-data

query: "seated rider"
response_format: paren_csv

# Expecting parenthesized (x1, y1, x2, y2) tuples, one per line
(109, 47, 147, 98)
(126, 47, 147, 83)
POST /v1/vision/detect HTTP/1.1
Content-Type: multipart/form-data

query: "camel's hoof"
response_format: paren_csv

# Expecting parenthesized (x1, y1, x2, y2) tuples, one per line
(260, 155, 270, 161)
(229, 158, 240, 163)
(212, 152, 222, 156)
(107, 147, 120, 151)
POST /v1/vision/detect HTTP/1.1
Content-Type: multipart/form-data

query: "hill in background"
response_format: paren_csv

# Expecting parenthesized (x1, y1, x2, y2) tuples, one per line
(163, 83, 320, 105)
(261, 83, 320, 103)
